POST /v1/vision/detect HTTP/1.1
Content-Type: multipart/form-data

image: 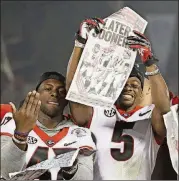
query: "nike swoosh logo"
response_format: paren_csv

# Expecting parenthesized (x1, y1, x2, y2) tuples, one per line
(64, 141, 77, 146)
(139, 110, 151, 116)
(1, 116, 12, 126)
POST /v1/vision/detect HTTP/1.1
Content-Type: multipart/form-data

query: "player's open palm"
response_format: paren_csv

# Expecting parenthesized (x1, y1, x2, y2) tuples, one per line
(10, 90, 41, 133)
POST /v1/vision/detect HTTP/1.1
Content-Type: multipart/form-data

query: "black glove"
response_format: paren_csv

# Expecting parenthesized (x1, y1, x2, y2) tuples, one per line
(126, 30, 158, 67)
(75, 17, 105, 48)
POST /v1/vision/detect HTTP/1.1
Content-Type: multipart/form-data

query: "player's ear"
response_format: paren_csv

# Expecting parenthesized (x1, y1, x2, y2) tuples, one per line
(140, 91, 143, 98)
(138, 91, 143, 102)
(140, 87, 143, 95)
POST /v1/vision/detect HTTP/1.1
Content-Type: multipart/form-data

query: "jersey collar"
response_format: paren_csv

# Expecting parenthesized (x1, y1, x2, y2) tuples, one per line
(115, 105, 143, 118)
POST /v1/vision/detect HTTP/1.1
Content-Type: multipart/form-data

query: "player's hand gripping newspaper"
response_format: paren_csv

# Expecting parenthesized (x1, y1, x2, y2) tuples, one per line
(66, 7, 148, 108)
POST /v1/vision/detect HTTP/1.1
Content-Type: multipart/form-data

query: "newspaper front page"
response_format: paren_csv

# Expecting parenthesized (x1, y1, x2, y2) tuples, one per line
(9, 149, 79, 180)
(66, 7, 148, 108)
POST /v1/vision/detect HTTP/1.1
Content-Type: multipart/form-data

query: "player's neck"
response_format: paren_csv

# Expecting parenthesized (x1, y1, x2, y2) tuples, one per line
(38, 112, 64, 129)
(116, 104, 137, 112)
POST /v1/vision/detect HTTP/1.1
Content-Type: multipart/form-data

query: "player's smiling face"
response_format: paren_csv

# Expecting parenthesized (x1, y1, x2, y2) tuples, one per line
(118, 77, 142, 109)
(38, 79, 68, 117)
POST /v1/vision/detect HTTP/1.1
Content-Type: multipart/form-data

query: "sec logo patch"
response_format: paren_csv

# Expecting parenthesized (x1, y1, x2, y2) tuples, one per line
(27, 136, 38, 144)
(104, 108, 116, 117)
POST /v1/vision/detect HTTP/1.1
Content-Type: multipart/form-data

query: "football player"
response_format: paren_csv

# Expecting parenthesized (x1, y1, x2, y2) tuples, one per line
(1, 72, 96, 180)
(163, 91, 178, 174)
(66, 18, 170, 179)
(152, 91, 178, 179)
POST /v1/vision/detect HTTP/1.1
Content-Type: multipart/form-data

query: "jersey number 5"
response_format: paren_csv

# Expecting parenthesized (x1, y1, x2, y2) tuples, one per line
(111, 121, 135, 161)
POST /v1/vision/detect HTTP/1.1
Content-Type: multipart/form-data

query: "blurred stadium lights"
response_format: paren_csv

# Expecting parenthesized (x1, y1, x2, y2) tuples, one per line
(1, 36, 15, 82)
(106, 1, 124, 12)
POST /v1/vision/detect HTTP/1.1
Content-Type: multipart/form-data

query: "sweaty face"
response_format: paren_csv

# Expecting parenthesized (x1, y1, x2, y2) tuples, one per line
(38, 79, 68, 118)
(118, 77, 142, 108)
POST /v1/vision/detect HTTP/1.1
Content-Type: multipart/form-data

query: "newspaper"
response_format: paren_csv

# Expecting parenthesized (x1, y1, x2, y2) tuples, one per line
(164, 105, 178, 174)
(9, 149, 79, 180)
(66, 7, 148, 108)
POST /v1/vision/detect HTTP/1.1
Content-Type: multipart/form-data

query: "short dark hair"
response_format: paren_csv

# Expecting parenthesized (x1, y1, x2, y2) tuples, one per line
(19, 72, 65, 109)
(129, 65, 144, 89)
(36, 71, 65, 91)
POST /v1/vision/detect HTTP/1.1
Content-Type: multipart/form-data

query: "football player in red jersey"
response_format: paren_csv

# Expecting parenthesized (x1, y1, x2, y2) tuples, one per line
(66, 18, 170, 179)
(1, 72, 96, 180)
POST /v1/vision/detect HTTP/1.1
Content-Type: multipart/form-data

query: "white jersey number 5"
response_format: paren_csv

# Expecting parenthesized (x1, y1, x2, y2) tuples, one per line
(111, 121, 135, 161)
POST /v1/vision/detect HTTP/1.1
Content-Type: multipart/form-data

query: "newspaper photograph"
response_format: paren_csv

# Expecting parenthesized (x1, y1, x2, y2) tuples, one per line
(9, 149, 79, 180)
(66, 7, 148, 108)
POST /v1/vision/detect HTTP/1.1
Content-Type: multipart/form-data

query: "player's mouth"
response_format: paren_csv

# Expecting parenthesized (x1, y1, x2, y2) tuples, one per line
(48, 101, 59, 106)
(121, 93, 134, 99)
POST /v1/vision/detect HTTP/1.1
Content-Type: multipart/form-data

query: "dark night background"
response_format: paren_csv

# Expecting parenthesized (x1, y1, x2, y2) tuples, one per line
(1, 1, 178, 105)
(1, 1, 178, 179)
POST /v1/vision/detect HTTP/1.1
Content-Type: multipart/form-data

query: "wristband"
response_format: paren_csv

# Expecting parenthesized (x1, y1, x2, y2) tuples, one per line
(14, 130, 29, 137)
(75, 31, 87, 45)
(74, 40, 85, 48)
(14, 133, 27, 141)
(145, 68, 160, 76)
(144, 57, 159, 67)
(12, 135, 27, 145)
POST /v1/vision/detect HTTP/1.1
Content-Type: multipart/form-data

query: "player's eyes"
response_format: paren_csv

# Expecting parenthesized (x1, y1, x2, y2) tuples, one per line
(44, 87, 52, 91)
(131, 84, 140, 88)
(58, 89, 66, 95)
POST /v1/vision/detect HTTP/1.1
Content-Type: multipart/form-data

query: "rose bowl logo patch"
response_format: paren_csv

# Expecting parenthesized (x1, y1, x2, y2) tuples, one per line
(71, 128, 87, 137)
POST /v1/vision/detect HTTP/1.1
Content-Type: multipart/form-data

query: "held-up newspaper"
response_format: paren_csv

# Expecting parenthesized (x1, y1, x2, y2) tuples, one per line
(66, 7, 148, 108)
(9, 149, 79, 180)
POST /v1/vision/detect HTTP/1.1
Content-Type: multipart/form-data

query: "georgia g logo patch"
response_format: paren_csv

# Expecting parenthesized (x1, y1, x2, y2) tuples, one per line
(104, 108, 116, 117)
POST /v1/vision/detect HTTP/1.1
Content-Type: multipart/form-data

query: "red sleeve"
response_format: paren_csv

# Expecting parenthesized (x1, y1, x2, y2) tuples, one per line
(0, 104, 12, 121)
(171, 96, 179, 105)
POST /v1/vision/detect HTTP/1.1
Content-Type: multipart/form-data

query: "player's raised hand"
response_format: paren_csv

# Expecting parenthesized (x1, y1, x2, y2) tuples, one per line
(126, 30, 158, 66)
(9, 90, 41, 134)
(75, 17, 105, 48)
